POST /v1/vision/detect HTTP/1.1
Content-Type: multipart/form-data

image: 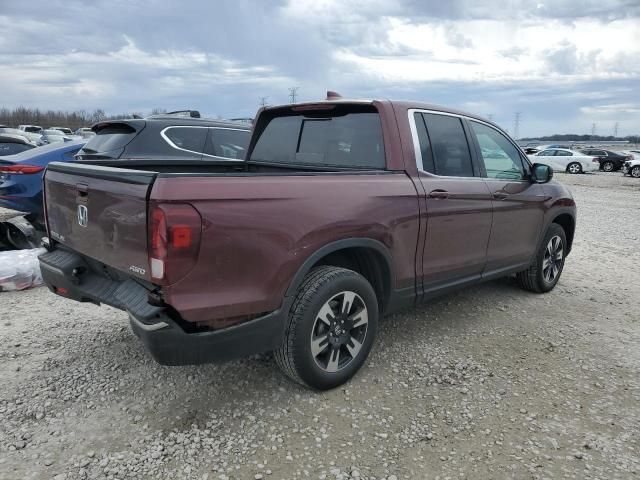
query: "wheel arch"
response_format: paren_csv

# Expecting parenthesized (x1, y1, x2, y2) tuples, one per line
(284, 238, 394, 314)
(552, 213, 575, 254)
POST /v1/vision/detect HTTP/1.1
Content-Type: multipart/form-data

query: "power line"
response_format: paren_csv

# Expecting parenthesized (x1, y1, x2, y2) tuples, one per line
(288, 87, 299, 103)
(513, 112, 521, 140)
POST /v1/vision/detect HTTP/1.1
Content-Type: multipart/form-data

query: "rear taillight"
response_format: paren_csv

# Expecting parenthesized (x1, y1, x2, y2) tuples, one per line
(0, 164, 44, 174)
(148, 203, 201, 285)
(592, 158, 599, 163)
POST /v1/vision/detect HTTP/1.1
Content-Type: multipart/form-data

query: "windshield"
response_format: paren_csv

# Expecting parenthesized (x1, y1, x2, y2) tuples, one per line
(250, 105, 385, 169)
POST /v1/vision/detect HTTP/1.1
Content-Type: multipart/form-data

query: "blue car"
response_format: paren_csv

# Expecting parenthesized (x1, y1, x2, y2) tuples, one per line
(0, 141, 85, 221)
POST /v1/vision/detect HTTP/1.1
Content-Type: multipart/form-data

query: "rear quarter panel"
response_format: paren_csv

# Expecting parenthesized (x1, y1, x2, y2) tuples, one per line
(151, 173, 420, 324)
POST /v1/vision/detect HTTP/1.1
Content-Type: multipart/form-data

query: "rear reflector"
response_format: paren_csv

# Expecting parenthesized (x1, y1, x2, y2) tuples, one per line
(0, 164, 45, 174)
(171, 225, 192, 248)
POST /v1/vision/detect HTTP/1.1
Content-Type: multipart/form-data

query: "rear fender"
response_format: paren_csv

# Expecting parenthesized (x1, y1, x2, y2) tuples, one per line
(284, 238, 393, 298)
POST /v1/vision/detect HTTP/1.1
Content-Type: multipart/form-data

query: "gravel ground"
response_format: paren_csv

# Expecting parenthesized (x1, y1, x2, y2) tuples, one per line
(1, 172, 639, 480)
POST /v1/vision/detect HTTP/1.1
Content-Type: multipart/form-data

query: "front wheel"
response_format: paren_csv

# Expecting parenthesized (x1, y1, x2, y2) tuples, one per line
(517, 223, 567, 293)
(275, 266, 378, 390)
(567, 162, 582, 174)
(631, 166, 640, 178)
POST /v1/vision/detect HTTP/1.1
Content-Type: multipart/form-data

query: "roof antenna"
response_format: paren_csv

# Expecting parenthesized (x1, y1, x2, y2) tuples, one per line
(326, 90, 342, 100)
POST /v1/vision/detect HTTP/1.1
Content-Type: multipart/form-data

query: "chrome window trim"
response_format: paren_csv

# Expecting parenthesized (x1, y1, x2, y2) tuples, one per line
(408, 108, 531, 182)
(160, 126, 247, 161)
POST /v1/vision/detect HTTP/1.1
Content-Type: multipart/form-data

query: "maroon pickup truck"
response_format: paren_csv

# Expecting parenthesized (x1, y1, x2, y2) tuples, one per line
(39, 98, 576, 390)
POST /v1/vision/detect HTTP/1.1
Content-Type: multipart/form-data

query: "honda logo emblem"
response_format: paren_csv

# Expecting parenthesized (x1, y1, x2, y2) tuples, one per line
(77, 204, 88, 227)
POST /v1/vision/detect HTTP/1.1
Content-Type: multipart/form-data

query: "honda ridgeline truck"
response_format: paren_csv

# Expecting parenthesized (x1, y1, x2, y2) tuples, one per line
(39, 98, 576, 390)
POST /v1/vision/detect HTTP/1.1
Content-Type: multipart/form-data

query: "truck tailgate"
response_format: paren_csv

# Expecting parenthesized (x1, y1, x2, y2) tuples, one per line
(44, 162, 156, 281)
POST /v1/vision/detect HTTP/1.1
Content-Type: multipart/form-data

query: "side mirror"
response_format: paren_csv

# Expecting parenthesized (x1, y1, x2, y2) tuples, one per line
(531, 163, 553, 183)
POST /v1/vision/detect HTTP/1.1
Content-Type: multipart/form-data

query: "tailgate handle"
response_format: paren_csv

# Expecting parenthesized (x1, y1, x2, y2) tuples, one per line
(76, 183, 88, 197)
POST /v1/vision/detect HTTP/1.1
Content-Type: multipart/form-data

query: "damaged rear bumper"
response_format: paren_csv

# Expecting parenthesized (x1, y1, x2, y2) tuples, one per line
(39, 248, 286, 365)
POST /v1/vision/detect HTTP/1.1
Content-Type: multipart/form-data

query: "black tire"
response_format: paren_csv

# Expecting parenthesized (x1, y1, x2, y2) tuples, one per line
(602, 161, 615, 172)
(631, 166, 640, 179)
(566, 162, 582, 174)
(517, 223, 567, 293)
(274, 266, 378, 390)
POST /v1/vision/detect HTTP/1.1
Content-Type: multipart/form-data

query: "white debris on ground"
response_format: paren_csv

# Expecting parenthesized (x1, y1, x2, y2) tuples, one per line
(0, 207, 23, 222)
(0, 173, 638, 479)
(0, 247, 46, 291)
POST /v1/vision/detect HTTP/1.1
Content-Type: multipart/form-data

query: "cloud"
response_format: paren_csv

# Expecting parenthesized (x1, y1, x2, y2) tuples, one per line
(0, 0, 638, 136)
(444, 27, 474, 49)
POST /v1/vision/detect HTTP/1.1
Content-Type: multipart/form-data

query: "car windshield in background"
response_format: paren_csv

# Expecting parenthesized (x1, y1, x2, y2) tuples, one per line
(80, 123, 137, 156)
(250, 107, 385, 169)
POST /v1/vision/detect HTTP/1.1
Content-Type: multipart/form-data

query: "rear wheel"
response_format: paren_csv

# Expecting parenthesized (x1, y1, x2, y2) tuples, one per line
(602, 161, 614, 172)
(567, 162, 582, 174)
(631, 166, 640, 178)
(275, 266, 378, 390)
(517, 223, 567, 293)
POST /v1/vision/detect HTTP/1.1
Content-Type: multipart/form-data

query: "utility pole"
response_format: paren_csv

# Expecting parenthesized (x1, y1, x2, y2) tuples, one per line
(591, 123, 597, 140)
(513, 112, 521, 140)
(487, 113, 494, 122)
(288, 87, 299, 103)
(259, 97, 269, 108)
(613, 122, 619, 138)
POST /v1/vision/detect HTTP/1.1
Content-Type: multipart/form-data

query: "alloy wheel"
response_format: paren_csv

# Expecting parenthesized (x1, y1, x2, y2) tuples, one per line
(542, 235, 563, 283)
(310, 291, 368, 373)
(632, 166, 640, 178)
(603, 161, 614, 172)
(568, 163, 581, 174)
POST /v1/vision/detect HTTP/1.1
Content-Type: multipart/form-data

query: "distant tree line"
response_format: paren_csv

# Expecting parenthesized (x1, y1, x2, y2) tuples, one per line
(521, 133, 640, 143)
(0, 106, 168, 130)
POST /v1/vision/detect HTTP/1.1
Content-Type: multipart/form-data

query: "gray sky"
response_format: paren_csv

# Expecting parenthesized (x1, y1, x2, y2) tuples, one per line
(1, 0, 639, 137)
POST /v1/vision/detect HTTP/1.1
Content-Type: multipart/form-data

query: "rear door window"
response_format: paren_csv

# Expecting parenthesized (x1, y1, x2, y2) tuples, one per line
(250, 106, 386, 169)
(204, 128, 249, 160)
(421, 113, 474, 177)
(163, 127, 208, 154)
(555, 150, 572, 156)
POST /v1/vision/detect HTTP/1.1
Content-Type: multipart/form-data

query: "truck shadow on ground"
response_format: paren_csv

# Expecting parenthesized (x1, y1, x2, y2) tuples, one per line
(113, 275, 535, 429)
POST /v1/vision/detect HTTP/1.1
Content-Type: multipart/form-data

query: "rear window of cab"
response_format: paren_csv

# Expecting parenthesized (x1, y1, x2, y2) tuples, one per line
(250, 105, 385, 169)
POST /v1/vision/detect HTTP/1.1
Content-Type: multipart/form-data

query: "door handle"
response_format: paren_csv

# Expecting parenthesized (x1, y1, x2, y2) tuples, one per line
(428, 189, 449, 199)
(493, 191, 509, 200)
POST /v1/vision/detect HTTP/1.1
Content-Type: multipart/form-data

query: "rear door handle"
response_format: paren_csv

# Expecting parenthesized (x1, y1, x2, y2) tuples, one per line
(428, 189, 449, 199)
(493, 191, 509, 200)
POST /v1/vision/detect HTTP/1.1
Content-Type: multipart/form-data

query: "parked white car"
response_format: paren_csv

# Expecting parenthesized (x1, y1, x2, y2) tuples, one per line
(18, 124, 43, 134)
(620, 150, 640, 160)
(528, 148, 599, 174)
(622, 158, 640, 178)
